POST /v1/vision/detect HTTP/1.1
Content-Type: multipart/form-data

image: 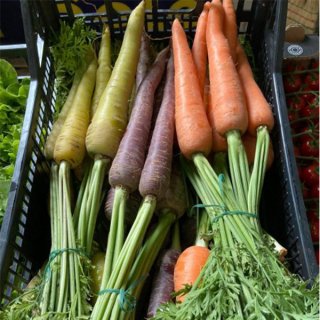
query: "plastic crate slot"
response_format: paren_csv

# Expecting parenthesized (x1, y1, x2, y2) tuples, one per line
(3, 284, 13, 299)
(22, 201, 29, 216)
(25, 179, 33, 193)
(239, 21, 248, 33)
(31, 152, 38, 166)
(10, 261, 18, 273)
(15, 235, 23, 248)
(20, 212, 27, 225)
(18, 224, 25, 237)
(242, 0, 253, 11)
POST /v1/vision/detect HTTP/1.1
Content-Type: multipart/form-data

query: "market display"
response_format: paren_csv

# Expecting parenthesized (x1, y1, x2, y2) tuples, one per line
(0, 0, 319, 319)
(283, 57, 319, 264)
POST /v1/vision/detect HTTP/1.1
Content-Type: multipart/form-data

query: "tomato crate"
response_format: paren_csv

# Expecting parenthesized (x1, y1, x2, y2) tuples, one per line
(0, 0, 317, 306)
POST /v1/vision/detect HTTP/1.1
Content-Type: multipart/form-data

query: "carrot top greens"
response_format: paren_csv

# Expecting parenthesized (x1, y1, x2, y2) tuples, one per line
(50, 18, 96, 115)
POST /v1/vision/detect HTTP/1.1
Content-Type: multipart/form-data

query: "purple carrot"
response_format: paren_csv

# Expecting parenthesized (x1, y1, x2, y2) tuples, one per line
(109, 46, 169, 192)
(146, 221, 181, 318)
(136, 31, 152, 91)
(147, 248, 180, 318)
(139, 54, 175, 198)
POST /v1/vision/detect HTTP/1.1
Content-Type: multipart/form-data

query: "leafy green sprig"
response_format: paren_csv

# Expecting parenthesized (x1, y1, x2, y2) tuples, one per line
(50, 18, 97, 115)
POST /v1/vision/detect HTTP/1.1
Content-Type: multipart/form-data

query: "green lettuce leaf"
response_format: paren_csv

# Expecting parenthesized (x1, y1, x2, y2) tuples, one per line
(0, 58, 18, 88)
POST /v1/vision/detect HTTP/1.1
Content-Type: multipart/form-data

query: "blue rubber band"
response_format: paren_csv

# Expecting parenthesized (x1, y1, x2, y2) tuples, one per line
(98, 275, 148, 312)
(218, 173, 225, 196)
(212, 210, 257, 223)
(44, 248, 89, 278)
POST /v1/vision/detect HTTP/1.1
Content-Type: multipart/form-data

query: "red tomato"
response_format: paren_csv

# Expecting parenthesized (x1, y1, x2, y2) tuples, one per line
(283, 61, 296, 73)
(300, 97, 319, 118)
(311, 59, 319, 70)
(310, 219, 319, 243)
(307, 210, 319, 221)
(307, 209, 319, 243)
(299, 162, 319, 186)
(293, 145, 300, 157)
(287, 96, 306, 113)
(305, 72, 319, 91)
(309, 183, 319, 199)
(301, 92, 315, 104)
(299, 135, 319, 157)
(288, 109, 298, 123)
(301, 183, 310, 199)
(283, 74, 302, 93)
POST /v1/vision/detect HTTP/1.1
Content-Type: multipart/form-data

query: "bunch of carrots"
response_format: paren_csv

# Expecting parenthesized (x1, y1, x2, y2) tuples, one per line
(2, 0, 318, 319)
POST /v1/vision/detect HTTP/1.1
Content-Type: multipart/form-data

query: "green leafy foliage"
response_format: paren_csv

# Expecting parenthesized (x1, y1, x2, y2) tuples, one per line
(50, 18, 96, 115)
(0, 59, 30, 225)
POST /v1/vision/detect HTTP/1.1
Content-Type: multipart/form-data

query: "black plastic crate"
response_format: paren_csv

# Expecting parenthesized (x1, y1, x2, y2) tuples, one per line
(0, 0, 317, 306)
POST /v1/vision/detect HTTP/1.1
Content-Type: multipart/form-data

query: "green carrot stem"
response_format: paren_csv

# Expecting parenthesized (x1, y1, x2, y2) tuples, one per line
(115, 211, 176, 320)
(76, 168, 93, 251)
(76, 158, 108, 255)
(50, 164, 59, 311)
(60, 165, 76, 308)
(195, 210, 209, 247)
(102, 196, 157, 320)
(292, 130, 315, 138)
(101, 186, 127, 288)
(189, 168, 278, 290)
(290, 115, 318, 124)
(54, 163, 62, 311)
(40, 165, 58, 314)
(285, 89, 319, 97)
(73, 159, 93, 227)
(226, 130, 250, 212)
(57, 162, 69, 313)
(247, 126, 269, 217)
(64, 165, 84, 316)
(191, 155, 257, 253)
(296, 156, 319, 161)
(85, 159, 109, 255)
(212, 153, 234, 191)
(171, 220, 181, 251)
(113, 189, 127, 269)
(283, 68, 319, 75)
(130, 211, 175, 295)
(92, 195, 156, 320)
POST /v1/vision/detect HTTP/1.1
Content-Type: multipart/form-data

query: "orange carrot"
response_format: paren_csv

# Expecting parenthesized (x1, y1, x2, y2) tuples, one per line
(211, 120, 228, 152)
(192, 2, 210, 97)
(203, 77, 210, 112)
(206, 82, 228, 152)
(242, 133, 274, 170)
(222, 0, 238, 62)
(172, 18, 212, 159)
(206, 0, 248, 137)
(173, 245, 210, 302)
(236, 44, 274, 135)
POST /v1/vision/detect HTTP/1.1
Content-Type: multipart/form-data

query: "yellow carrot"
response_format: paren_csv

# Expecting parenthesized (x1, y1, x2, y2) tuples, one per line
(44, 73, 82, 160)
(54, 58, 97, 168)
(86, 1, 145, 160)
(91, 25, 112, 117)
